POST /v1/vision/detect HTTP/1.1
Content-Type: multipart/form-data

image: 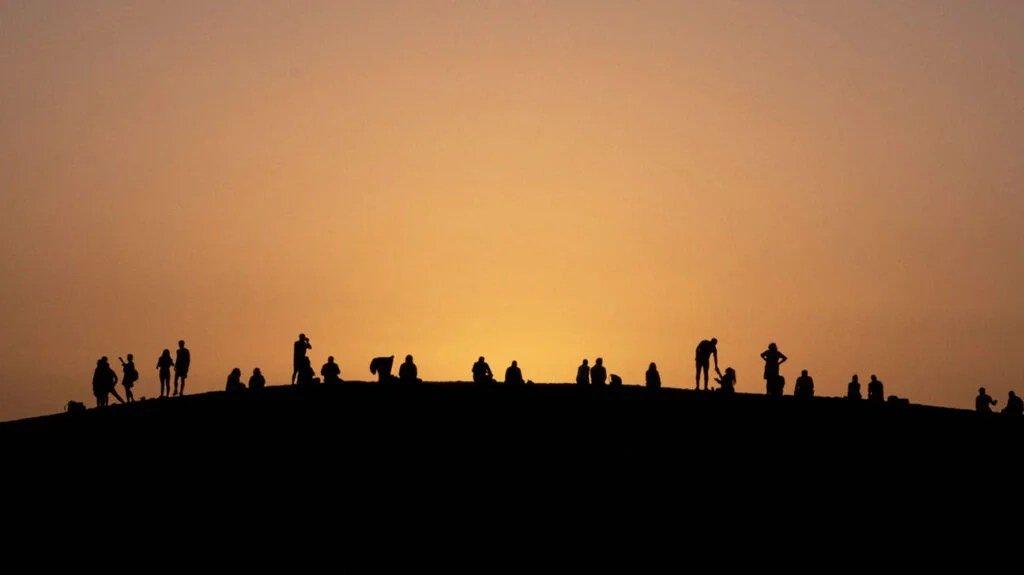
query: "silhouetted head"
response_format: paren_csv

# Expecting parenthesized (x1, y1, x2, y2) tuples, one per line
(711, 338, 718, 345)
(511, 360, 518, 367)
(178, 340, 185, 348)
(768, 343, 777, 351)
(725, 367, 735, 376)
(101, 356, 108, 363)
(126, 354, 133, 361)
(231, 368, 241, 378)
(582, 359, 589, 366)
(979, 387, 987, 394)
(870, 375, 878, 382)
(649, 362, 657, 370)
(596, 358, 603, 366)
(328, 356, 335, 363)
(851, 374, 859, 383)
(299, 333, 306, 341)
(253, 368, 261, 375)
(479, 356, 485, 362)
(162, 349, 171, 358)
(802, 369, 808, 376)
(406, 355, 413, 363)
(1010, 391, 1018, 399)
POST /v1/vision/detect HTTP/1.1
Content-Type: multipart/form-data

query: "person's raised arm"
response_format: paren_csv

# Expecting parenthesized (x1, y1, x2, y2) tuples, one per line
(760, 350, 769, 361)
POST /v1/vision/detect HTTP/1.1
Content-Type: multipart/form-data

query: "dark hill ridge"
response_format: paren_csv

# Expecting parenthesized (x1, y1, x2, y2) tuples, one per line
(2, 382, 1020, 520)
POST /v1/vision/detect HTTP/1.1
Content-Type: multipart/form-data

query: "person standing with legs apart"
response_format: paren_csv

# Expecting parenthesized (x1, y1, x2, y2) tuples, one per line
(695, 338, 719, 391)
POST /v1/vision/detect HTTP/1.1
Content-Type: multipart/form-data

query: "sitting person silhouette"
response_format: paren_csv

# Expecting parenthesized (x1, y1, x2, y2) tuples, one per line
(610, 374, 622, 387)
(645, 362, 661, 389)
(226, 368, 246, 393)
(715, 367, 737, 394)
(370, 356, 397, 383)
(576, 359, 590, 386)
(794, 370, 814, 399)
(1002, 391, 1023, 415)
(847, 375, 861, 400)
(590, 358, 607, 387)
(504, 360, 524, 385)
(249, 368, 266, 391)
(472, 356, 494, 384)
(321, 356, 343, 384)
(296, 356, 318, 385)
(399, 355, 421, 384)
(976, 387, 997, 413)
(119, 354, 138, 403)
(867, 375, 884, 403)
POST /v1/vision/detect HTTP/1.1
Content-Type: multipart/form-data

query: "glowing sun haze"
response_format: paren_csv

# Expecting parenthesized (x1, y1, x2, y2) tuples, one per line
(2, 1, 1022, 419)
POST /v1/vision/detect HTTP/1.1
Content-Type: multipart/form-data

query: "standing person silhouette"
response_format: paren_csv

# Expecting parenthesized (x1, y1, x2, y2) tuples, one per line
(645, 362, 661, 389)
(118, 354, 138, 403)
(321, 356, 342, 384)
(694, 338, 719, 390)
(472, 356, 494, 384)
(504, 360, 524, 385)
(92, 359, 109, 407)
(157, 349, 173, 398)
(100, 357, 124, 405)
(976, 387, 997, 413)
(174, 340, 190, 396)
(867, 375, 884, 403)
(760, 343, 788, 396)
(291, 334, 312, 385)
(399, 355, 420, 383)
(847, 375, 862, 400)
(248, 368, 266, 391)
(590, 358, 607, 387)
(1002, 391, 1022, 415)
(576, 359, 590, 386)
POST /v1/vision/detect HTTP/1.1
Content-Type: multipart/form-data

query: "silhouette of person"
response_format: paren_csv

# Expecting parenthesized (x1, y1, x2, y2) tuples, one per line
(847, 375, 861, 400)
(610, 374, 623, 387)
(590, 358, 607, 387)
(1002, 391, 1022, 415)
(226, 368, 246, 393)
(975, 387, 997, 413)
(157, 349, 174, 398)
(715, 367, 737, 395)
(249, 368, 266, 391)
(174, 340, 190, 396)
(472, 356, 494, 384)
(760, 343, 787, 397)
(95, 357, 124, 406)
(399, 355, 421, 384)
(290, 333, 312, 385)
(794, 370, 814, 399)
(119, 354, 138, 403)
(370, 356, 397, 383)
(297, 356, 317, 385)
(645, 362, 661, 389)
(321, 356, 343, 384)
(576, 359, 590, 386)
(867, 375, 884, 403)
(505, 360, 524, 385)
(695, 338, 720, 390)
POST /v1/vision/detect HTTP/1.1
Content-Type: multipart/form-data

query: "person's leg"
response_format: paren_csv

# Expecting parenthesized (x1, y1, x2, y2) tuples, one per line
(695, 363, 701, 389)
(702, 365, 710, 390)
(180, 376, 186, 396)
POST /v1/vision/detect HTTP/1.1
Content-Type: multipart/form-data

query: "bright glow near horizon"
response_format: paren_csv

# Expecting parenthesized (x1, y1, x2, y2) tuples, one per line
(2, 1, 1023, 420)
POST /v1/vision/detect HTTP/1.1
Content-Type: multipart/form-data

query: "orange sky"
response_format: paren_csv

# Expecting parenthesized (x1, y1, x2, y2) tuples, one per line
(2, 1, 1023, 420)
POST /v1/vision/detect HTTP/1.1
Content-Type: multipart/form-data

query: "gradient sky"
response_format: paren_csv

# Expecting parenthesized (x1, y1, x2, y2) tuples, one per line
(2, 0, 1023, 420)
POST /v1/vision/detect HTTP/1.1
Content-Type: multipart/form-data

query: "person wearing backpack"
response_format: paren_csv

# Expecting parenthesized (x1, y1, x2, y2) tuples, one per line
(119, 354, 139, 403)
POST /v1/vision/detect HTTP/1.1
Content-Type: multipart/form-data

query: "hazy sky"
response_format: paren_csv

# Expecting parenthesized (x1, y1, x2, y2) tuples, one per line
(2, 0, 1022, 420)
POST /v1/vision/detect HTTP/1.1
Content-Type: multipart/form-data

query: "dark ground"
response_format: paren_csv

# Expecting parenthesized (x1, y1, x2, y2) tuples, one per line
(2, 382, 1018, 542)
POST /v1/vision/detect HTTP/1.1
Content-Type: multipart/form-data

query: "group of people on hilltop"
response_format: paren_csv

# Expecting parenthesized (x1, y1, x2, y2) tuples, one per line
(470, 357, 528, 385)
(91, 340, 189, 407)
(975, 387, 1023, 415)
(576, 358, 623, 386)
